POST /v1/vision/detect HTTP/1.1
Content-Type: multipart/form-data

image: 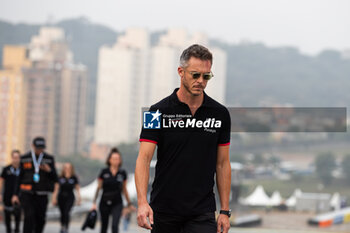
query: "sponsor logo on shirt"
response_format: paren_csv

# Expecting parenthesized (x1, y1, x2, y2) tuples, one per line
(23, 162, 32, 169)
(143, 109, 221, 130)
(163, 118, 221, 129)
(143, 110, 161, 129)
(116, 174, 124, 182)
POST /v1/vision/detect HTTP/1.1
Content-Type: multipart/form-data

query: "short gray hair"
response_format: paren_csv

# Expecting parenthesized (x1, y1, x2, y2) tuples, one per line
(179, 44, 213, 68)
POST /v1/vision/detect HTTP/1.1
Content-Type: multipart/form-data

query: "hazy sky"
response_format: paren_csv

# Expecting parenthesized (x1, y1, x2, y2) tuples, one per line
(1, 0, 349, 55)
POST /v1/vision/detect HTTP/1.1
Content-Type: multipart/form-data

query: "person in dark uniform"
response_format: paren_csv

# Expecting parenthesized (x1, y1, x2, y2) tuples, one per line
(0, 150, 21, 233)
(52, 163, 81, 233)
(135, 44, 232, 233)
(92, 147, 134, 233)
(12, 137, 58, 233)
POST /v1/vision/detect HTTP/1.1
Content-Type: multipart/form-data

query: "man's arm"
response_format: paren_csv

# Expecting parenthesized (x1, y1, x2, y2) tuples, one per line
(0, 177, 4, 203)
(40, 156, 57, 180)
(12, 160, 24, 205)
(51, 183, 59, 206)
(216, 145, 231, 233)
(75, 184, 82, 205)
(135, 141, 156, 230)
(91, 179, 102, 210)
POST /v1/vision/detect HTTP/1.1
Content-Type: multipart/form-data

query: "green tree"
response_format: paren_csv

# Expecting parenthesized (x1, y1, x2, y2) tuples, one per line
(315, 152, 336, 185)
(342, 154, 350, 184)
(253, 153, 265, 165)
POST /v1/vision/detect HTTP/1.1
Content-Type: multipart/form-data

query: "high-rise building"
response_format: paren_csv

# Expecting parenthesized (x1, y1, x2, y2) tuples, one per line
(21, 64, 60, 153)
(205, 47, 227, 104)
(24, 27, 87, 156)
(149, 29, 227, 105)
(94, 28, 150, 146)
(58, 65, 87, 155)
(0, 46, 31, 165)
(0, 27, 87, 164)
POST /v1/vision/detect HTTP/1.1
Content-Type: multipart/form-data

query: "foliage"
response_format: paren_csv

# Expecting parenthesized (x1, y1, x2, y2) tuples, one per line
(315, 152, 336, 185)
(252, 153, 265, 165)
(342, 154, 350, 184)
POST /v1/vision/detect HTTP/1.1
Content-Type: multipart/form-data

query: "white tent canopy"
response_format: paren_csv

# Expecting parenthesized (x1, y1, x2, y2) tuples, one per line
(330, 192, 341, 210)
(286, 189, 302, 207)
(80, 179, 98, 200)
(270, 191, 283, 206)
(241, 185, 271, 206)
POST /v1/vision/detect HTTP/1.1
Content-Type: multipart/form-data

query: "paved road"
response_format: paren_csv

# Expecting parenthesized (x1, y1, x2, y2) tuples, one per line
(1, 221, 342, 233)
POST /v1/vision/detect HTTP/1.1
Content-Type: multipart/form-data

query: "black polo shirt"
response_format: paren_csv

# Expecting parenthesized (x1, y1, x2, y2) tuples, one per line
(98, 168, 127, 204)
(140, 88, 231, 216)
(58, 175, 79, 197)
(1, 165, 20, 206)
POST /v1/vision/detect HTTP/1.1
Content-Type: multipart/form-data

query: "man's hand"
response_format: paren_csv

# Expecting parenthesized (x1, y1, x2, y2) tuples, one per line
(217, 214, 230, 233)
(91, 203, 97, 211)
(0, 194, 2, 203)
(137, 202, 154, 230)
(40, 164, 51, 172)
(11, 195, 20, 205)
(52, 197, 57, 206)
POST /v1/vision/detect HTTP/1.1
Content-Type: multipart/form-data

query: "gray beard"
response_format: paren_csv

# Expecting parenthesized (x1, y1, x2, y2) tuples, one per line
(183, 80, 202, 97)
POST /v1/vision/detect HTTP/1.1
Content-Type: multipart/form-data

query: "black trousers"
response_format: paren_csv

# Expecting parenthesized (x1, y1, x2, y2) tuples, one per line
(151, 211, 217, 233)
(3, 205, 21, 233)
(99, 201, 123, 233)
(20, 192, 48, 233)
(58, 193, 75, 229)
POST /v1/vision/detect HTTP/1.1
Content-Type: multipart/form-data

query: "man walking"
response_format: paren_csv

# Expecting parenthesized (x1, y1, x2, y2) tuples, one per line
(12, 137, 58, 233)
(0, 150, 21, 233)
(135, 44, 232, 233)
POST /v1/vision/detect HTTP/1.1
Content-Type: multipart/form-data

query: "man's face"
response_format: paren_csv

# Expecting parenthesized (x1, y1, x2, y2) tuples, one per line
(12, 152, 20, 166)
(178, 57, 212, 96)
(33, 146, 44, 155)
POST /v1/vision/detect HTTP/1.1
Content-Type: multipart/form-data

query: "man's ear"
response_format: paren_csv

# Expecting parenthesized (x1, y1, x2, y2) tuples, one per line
(177, 66, 184, 78)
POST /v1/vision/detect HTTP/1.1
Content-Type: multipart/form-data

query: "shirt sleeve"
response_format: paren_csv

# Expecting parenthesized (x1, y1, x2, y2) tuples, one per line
(75, 176, 79, 185)
(49, 156, 58, 182)
(218, 107, 231, 146)
(0, 167, 6, 179)
(139, 105, 161, 144)
(98, 169, 104, 180)
(14, 159, 24, 195)
(123, 170, 128, 181)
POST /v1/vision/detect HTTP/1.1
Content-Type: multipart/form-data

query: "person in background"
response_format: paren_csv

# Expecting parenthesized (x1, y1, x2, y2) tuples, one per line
(12, 137, 58, 233)
(122, 205, 136, 232)
(0, 150, 21, 233)
(92, 147, 134, 233)
(52, 163, 81, 233)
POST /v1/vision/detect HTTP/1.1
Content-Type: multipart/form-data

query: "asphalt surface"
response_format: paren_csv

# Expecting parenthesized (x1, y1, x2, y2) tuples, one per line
(1, 221, 343, 233)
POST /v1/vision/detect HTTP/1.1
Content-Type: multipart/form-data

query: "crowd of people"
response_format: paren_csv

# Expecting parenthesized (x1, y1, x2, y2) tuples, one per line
(0, 137, 135, 233)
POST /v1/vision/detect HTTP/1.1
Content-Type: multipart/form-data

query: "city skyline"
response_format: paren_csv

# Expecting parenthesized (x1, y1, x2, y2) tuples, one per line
(0, 0, 349, 55)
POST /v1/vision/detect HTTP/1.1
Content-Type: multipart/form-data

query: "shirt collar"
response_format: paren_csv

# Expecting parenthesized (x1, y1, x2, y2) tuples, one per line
(170, 88, 209, 107)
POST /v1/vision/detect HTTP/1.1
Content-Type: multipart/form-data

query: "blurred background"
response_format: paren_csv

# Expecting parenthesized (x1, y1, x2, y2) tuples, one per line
(0, 0, 350, 232)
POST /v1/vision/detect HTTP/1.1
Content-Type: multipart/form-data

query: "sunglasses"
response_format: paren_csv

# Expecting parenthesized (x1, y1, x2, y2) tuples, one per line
(185, 70, 214, 80)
